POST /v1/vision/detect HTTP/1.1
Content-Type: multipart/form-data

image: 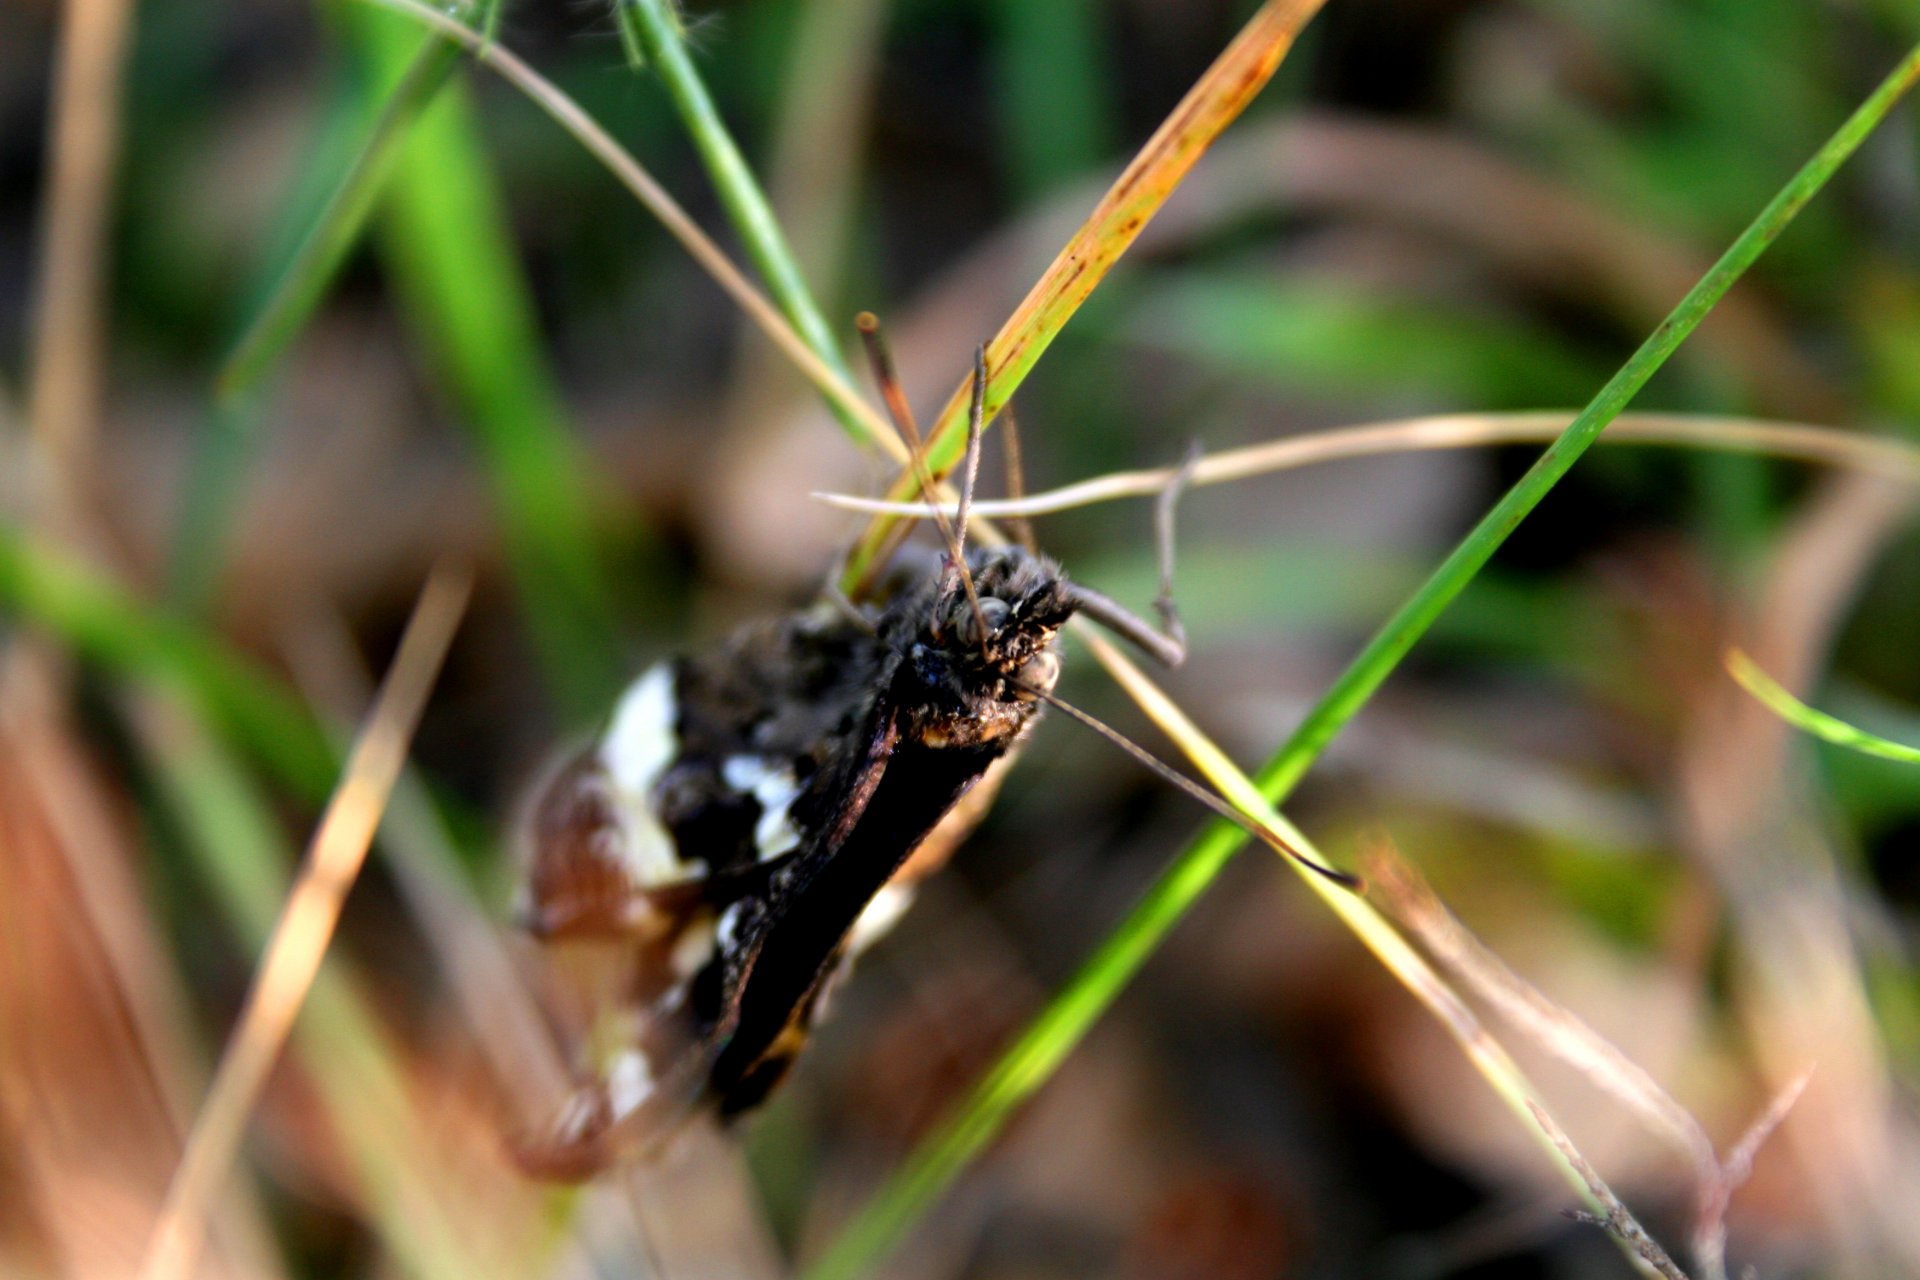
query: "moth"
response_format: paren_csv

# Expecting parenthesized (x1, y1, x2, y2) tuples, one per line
(514, 332, 1347, 1178)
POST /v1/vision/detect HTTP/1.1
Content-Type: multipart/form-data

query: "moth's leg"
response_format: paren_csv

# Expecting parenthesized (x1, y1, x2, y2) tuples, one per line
(820, 576, 879, 636)
(1151, 442, 1203, 662)
(938, 346, 993, 649)
(997, 399, 1039, 554)
(517, 886, 666, 941)
(512, 1033, 714, 1179)
(512, 1077, 621, 1180)
(1064, 444, 1201, 669)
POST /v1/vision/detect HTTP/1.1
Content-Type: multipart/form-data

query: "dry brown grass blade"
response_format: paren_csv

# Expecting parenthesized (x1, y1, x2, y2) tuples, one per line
(0, 661, 279, 1280)
(1365, 839, 1719, 1183)
(838, 0, 1329, 590)
(137, 566, 471, 1280)
(26, 0, 133, 521)
(1676, 468, 1920, 1271)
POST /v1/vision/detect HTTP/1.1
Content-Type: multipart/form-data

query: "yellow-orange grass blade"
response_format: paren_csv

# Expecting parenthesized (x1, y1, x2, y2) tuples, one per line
(1074, 626, 1607, 1210)
(839, 0, 1328, 591)
(138, 566, 471, 1280)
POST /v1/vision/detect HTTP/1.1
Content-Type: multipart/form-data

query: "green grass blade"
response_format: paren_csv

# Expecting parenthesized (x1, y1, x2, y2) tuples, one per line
(1259, 43, 1920, 798)
(1728, 648, 1920, 764)
(805, 40, 1920, 1279)
(616, 0, 867, 437)
(0, 528, 336, 794)
(171, 42, 462, 612)
(351, 7, 626, 720)
(196, 6, 631, 719)
(989, 0, 1116, 197)
(214, 37, 461, 405)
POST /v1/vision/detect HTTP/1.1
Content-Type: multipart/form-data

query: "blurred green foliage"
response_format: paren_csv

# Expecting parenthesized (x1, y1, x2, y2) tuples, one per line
(5, 1, 1920, 1277)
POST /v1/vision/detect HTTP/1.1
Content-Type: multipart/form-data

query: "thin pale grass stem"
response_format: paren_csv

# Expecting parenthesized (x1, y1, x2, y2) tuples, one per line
(1528, 1101, 1693, 1280)
(1365, 841, 1718, 1178)
(1693, 1068, 1813, 1279)
(137, 567, 471, 1280)
(358, 0, 902, 463)
(814, 412, 1920, 519)
(1722, 1067, 1812, 1192)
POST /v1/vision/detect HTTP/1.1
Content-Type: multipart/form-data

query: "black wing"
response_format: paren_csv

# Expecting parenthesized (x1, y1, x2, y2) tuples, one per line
(515, 605, 901, 1173)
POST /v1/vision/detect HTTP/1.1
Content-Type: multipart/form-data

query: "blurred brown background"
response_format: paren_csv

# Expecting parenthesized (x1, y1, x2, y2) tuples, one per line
(3, 1, 1919, 1276)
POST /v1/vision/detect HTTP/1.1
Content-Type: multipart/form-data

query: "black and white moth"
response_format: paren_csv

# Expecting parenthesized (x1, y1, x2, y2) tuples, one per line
(513, 341, 1348, 1178)
(516, 541, 1116, 1175)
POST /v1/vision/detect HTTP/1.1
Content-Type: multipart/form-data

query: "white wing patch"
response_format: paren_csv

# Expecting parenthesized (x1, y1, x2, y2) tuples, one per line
(669, 914, 719, 979)
(605, 1049, 656, 1120)
(721, 755, 804, 861)
(716, 902, 746, 955)
(847, 884, 915, 956)
(599, 664, 693, 886)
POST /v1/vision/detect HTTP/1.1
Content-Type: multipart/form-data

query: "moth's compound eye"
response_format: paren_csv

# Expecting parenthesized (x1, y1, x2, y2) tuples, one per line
(955, 596, 1010, 648)
(1012, 649, 1061, 698)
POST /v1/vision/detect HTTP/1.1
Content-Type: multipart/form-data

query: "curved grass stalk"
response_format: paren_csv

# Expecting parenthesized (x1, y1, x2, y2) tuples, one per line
(1727, 647, 1920, 764)
(615, 0, 864, 437)
(359, 0, 904, 465)
(815, 411, 1920, 520)
(809, 39, 1920, 1277)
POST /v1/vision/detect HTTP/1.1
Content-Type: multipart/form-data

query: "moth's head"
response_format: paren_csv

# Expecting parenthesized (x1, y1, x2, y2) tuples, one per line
(889, 547, 1073, 729)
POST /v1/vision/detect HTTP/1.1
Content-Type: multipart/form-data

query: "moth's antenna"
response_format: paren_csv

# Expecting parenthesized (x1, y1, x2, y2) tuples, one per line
(952, 345, 988, 565)
(855, 313, 987, 647)
(856, 312, 959, 557)
(1028, 684, 1361, 891)
(931, 345, 996, 656)
(998, 398, 1039, 554)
